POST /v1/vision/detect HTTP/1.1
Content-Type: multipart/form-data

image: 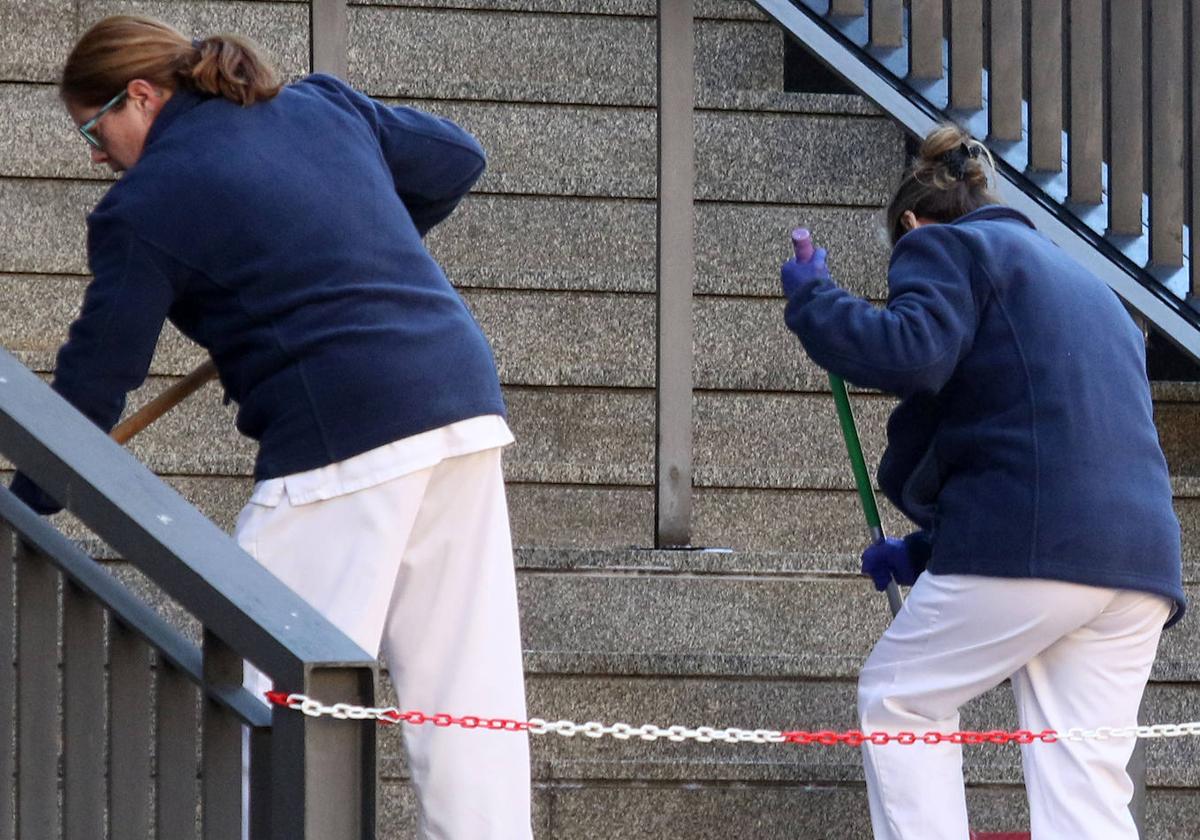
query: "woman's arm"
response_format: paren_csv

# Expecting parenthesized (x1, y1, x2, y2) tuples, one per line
(308, 75, 487, 236)
(782, 224, 979, 397)
(10, 215, 178, 514)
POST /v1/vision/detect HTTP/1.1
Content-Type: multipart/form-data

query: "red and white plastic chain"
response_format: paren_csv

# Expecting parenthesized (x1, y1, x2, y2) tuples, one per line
(264, 692, 1200, 745)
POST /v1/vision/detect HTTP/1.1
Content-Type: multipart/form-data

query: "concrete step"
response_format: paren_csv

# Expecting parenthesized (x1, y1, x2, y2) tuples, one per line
(0, 84, 905, 205)
(376, 779, 1045, 840)
(347, 1, 874, 117)
(0, 0, 309, 85)
(2, 372, 1195, 562)
(40, 549, 1199, 837)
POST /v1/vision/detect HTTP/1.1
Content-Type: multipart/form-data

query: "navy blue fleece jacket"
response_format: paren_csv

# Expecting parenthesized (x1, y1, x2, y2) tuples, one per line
(13, 75, 503, 510)
(783, 206, 1185, 625)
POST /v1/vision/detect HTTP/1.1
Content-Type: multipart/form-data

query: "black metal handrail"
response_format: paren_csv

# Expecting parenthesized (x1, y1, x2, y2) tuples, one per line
(759, 0, 1200, 363)
(0, 346, 377, 839)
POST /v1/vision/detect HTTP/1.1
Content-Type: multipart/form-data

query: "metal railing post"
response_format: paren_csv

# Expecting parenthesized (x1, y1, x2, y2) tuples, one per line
(311, 0, 349, 78)
(270, 667, 376, 839)
(0, 525, 13, 840)
(656, 0, 696, 548)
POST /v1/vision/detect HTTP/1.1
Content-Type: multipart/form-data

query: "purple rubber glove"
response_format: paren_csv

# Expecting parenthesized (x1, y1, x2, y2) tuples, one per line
(780, 247, 829, 297)
(860, 536, 920, 591)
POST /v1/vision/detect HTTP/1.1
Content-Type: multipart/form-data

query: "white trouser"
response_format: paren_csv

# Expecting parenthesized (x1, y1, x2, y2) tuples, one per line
(237, 447, 532, 840)
(858, 573, 1170, 840)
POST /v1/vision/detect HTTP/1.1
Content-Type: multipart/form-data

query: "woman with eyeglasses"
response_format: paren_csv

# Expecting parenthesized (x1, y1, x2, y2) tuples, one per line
(780, 124, 1185, 839)
(11, 14, 532, 839)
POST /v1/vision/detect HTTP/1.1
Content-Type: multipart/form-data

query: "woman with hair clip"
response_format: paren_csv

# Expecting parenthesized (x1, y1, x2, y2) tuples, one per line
(780, 124, 1185, 839)
(11, 14, 532, 839)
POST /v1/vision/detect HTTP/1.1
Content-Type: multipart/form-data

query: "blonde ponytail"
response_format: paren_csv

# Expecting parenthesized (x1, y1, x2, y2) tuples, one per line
(61, 15, 280, 108)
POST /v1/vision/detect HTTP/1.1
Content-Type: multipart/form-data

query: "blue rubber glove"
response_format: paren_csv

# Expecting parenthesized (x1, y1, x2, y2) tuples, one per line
(860, 536, 920, 591)
(780, 247, 830, 297)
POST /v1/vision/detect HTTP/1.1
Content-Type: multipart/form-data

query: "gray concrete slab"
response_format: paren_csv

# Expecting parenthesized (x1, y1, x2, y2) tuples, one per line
(0, 179, 102, 275)
(0, 375, 653, 485)
(6, 87, 903, 206)
(0, 1, 309, 84)
(518, 572, 894, 679)
(504, 387, 655, 484)
(375, 675, 1199, 788)
(351, 9, 846, 113)
(1155, 401, 1200, 477)
(508, 483, 654, 548)
(536, 781, 1029, 840)
(429, 193, 657, 291)
(0, 190, 893, 298)
(693, 486, 908, 556)
(349, 6, 654, 105)
(696, 294, 828, 391)
(433, 196, 892, 295)
(696, 110, 906, 205)
(694, 202, 892, 297)
(464, 288, 655, 387)
(401, 99, 658, 199)
(693, 391, 895, 490)
(427, 194, 657, 292)
(512, 557, 1200, 681)
(0, 273, 204, 374)
(347, 0, 765, 19)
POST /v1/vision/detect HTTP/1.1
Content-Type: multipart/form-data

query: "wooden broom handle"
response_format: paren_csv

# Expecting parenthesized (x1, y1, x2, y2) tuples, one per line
(110, 359, 218, 445)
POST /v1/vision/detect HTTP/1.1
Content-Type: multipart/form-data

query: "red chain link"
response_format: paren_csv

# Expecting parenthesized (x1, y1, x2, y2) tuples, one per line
(778, 728, 1058, 746)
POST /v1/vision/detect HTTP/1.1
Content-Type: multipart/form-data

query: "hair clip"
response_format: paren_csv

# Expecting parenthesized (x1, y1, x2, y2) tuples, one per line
(942, 142, 978, 180)
(192, 38, 205, 50)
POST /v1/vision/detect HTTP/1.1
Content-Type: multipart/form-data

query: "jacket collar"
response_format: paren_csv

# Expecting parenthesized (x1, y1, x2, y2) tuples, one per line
(951, 204, 1037, 230)
(144, 86, 210, 149)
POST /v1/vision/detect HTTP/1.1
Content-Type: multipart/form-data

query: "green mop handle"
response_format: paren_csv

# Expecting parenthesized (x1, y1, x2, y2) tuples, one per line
(828, 374, 903, 617)
(792, 228, 902, 617)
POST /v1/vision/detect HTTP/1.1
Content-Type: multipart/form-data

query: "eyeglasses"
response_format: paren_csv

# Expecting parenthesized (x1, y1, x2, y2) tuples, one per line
(78, 90, 128, 149)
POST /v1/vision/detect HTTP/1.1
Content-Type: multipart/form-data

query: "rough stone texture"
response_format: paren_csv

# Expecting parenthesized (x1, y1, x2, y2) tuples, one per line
(513, 557, 1200, 681)
(349, 7, 655, 105)
(378, 101, 901, 204)
(20, 381, 654, 483)
(427, 194, 657, 292)
(0, 274, 204, 374)
(694, 202, 893, 298)
(11, 474, 652, 553)
(1155, 401, 1200, 476)
(352, 0, 652, 13)
(503, 387, 655, 484)
(693, 486, 908, 555)
(0, 1, 309, 84)
(401, 99, 658, 198)
(696, 111, 906, 205)
(464, 288, 655, 387)
(0, 180, 102, 275)
(430, 197, 893, 297)
(348, 0, 766, 19)
(518, 572, 893, 678)
(696, 294, 828, 391)
(693, 391, 894, 489)
(507, 483, 654, 548)
(0, 187, 892, 299)
(0, 274, 88, 361)
(534, 782, 1030, 840)
(351, 8, 853, 113)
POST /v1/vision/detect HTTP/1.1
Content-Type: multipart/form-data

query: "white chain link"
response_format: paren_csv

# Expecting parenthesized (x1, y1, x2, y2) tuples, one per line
(274, 694, 1200, 746)
(524, 717, 787, 744)
(1061, 721, 1200, 742)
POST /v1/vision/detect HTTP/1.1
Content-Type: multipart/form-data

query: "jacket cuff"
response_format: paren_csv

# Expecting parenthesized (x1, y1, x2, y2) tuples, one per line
(902, 530, 933, 575)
